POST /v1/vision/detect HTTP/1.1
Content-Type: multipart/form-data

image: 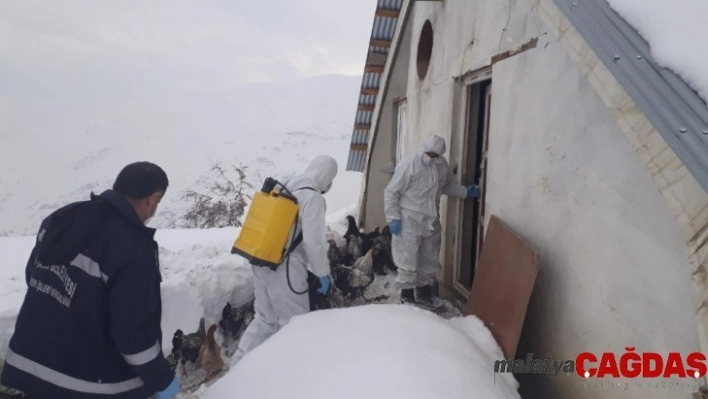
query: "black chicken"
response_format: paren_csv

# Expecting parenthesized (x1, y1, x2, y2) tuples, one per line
(219, 300, 255, 342)
(164, 330, 182, 372)
(343, 215, 360, 245)
(360, 227, 381, 255)
(173, 317, 206, 371)
(327, 239, 341, 266)
(376, 225, 392, 250)
(165, 350, 180, 373)
(371, 225, 396, 274)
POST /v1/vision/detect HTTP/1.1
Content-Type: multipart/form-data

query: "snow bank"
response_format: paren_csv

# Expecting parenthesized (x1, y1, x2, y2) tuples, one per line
(606, 0, 708, 104)
(155, 227, 253, 353)
(203, 304, 520, 399)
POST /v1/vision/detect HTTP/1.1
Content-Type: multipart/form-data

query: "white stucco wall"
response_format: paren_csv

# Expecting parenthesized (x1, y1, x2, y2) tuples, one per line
(399, 0, 547, 295)
(363, 0, 702, 397)
(488, 40, 699, 398)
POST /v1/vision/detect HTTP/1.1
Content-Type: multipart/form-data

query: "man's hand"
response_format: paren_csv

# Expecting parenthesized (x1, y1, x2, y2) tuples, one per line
(389, 220, 402, 235)
(317, 275, 331, 295)
(466, 185, 480, 199)
(154, 375, 180, 399)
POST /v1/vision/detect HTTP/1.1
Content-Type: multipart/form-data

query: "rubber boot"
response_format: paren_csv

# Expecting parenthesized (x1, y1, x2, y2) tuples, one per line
(400, 288, 415, 304)
(416, 285, 445, 307)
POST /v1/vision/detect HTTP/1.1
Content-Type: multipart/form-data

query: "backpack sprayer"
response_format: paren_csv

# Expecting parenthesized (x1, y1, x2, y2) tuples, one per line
(231, 177, 313, 295)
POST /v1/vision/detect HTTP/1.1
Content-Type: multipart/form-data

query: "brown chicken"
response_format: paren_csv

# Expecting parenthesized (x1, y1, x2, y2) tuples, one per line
(195, 324, 224, 379)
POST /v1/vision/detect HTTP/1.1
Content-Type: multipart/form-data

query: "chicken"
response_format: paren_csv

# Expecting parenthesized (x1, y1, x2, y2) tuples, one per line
(166, 351, 180, 373)
(242, 305, 255, 326)
(376, 225, 392, 251)
(165, 330, 182, 372)
(195, 324, 224, 379)
(327, 239, 341, 266)
(371, 226, 396, 274)
(343, 215, 360, 244)
(349, 267, 373, 288)
(219, 300, 255, 342)
(331, 265, 371, 301)
(353, 246, 375, 276)
(347, 234, 363, 260)
(328, 247, 376, 301)
(338, 244, 355, 266)
(330, 265, 355, 299)
(360, 227, 381, 255)
(326, 227, 347, 249)
(174, 317, 206, 375)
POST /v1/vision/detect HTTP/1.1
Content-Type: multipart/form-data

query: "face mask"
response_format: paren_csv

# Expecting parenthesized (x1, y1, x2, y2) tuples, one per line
(322, 181, 332, 194)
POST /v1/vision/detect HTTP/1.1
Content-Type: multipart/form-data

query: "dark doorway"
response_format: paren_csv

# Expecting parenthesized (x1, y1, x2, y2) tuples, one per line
(458, 79, 492, 290)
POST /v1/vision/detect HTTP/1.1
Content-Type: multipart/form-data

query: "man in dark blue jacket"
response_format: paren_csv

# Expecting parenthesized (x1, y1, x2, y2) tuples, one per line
(1, 162, 180, 399)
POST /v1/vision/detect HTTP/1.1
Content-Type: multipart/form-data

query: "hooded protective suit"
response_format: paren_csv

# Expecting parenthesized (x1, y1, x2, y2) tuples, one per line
(384, 134, 468, 290)
(235, 155, 337, 361)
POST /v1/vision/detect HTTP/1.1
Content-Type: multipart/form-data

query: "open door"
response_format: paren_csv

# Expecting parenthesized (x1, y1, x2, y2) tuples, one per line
(453, 77, 492, 296)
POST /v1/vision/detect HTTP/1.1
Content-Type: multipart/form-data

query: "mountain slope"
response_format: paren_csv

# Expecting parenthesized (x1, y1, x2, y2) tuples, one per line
(0, 74, 363, 235)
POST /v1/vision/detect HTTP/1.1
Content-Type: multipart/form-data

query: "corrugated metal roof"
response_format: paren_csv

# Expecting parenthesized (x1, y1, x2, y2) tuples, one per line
(346, 0, 405, 172)
(554, 0, 708, 193)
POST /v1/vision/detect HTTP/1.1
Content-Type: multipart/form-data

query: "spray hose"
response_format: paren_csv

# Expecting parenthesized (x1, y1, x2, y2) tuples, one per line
(276, 182, 310, 296)
(285, 215, 308, 295)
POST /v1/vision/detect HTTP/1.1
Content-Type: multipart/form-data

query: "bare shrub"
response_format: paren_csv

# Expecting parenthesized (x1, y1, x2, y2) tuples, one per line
(182, 162, 253, 229)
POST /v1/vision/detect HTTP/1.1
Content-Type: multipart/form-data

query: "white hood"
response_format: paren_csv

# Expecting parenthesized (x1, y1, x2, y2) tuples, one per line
(302, 155, 338, 194)
(421, 134, 446, 156)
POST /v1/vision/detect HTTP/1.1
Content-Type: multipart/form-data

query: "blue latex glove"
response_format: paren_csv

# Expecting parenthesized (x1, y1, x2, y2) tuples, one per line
(389, 219, 402, 236)
(466, 185, 480, 199)
(154, 376, 180, 399)
(317, 275, 330, 295)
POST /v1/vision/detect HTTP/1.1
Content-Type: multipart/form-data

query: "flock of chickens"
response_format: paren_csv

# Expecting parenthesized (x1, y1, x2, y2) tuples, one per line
(315, 215, 397, 308)
(164, 215, 397, 390)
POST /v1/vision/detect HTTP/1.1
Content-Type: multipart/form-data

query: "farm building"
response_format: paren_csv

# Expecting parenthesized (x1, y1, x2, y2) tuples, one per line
(345, 0, 708, 397)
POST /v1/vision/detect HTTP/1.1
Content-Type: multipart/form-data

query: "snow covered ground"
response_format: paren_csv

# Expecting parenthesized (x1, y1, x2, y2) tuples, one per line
(0, 205, 518, 398)
(204, 304, 520, 399)
(606, 0, 708, 104)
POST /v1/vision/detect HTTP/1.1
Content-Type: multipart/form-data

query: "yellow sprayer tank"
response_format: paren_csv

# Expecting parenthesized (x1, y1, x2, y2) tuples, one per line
(231, 178, 299, 268)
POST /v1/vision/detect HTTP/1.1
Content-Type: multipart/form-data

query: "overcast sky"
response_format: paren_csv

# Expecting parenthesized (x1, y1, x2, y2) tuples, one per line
(0, 0, 378, 96)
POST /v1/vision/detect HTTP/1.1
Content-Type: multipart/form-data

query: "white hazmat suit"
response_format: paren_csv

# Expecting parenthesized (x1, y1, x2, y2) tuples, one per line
(234, 155, 337, 362)
(384, 134, 470, 292)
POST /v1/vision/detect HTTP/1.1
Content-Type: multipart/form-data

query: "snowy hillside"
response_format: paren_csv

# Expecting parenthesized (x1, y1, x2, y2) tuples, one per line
(0, 74, 363, 235)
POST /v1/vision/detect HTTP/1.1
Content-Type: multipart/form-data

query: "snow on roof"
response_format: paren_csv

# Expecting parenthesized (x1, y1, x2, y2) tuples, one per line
(203, 304, 521, 398)
(556, 0, 708, 193)
(606, 0, 708, 104)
